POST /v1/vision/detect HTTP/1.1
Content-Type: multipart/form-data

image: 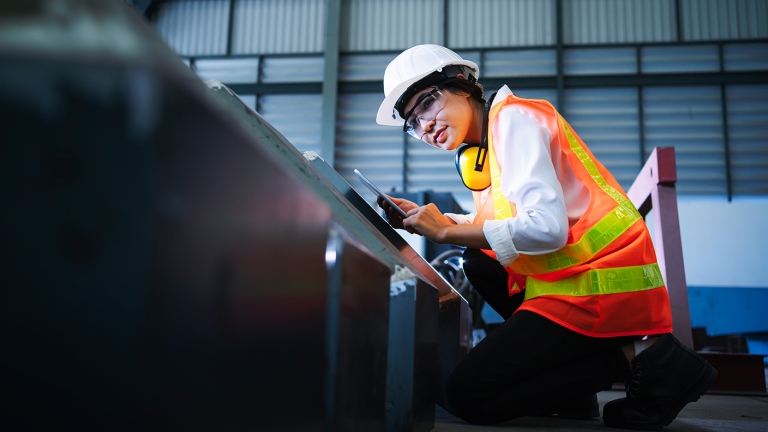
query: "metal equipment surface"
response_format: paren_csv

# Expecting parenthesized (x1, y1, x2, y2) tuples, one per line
(1, 1, 391, 430)
(205, 81, 474, 431)
(205, 81, 463, 303)
(304, 150, 472, 421)
(387, 276, 440, 432)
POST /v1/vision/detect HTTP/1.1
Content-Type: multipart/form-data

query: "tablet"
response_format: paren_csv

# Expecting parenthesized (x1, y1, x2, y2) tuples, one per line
(354, 169, 408, 219)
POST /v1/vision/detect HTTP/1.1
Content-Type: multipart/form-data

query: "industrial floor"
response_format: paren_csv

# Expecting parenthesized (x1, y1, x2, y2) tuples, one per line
(434, 372, 768, 432)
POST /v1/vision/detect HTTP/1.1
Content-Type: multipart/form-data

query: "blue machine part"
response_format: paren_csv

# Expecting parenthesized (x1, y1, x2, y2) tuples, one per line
(688, 286, 768, 336)
(745, 336, 768, 365)
(481, 302, 504, 325)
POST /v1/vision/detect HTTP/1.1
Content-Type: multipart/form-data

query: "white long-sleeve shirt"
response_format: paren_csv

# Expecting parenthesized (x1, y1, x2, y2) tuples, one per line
(446, 85, 590, 267)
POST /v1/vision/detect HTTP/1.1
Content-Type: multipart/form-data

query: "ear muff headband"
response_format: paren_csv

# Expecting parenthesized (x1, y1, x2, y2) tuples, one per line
(454, 91, 498, 191)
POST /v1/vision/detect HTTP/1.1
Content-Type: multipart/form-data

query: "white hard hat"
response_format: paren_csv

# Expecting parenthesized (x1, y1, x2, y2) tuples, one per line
(376, 44, 479, 126)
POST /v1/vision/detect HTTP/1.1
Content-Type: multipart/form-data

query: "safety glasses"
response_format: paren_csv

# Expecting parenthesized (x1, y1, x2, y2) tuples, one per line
(402, 87, 446, 139)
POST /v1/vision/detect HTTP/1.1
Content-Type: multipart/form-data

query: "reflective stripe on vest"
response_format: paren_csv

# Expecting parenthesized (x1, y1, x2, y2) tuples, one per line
(510, 116, 643, 275)
(488, 132, 512, 221)
(524, 263, 664, 301)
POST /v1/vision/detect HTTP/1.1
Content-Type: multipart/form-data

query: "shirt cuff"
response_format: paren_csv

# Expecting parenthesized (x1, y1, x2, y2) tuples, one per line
(483, 219, 519, 267)
(445, 213, 475, 225)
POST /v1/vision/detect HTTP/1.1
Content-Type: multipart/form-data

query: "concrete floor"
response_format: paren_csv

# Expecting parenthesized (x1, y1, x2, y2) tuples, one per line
(434, 390, 768, 432)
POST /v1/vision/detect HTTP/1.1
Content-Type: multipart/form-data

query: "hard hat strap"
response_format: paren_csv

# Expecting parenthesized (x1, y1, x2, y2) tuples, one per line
(475, 91, 498, 172)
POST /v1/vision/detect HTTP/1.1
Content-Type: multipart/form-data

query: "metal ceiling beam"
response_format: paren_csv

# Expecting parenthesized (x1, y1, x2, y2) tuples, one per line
(329, 71, 768, 94)
(562, 71, 768, 87)
(225, 70, 767, 96)
(226, 83, 323, 95)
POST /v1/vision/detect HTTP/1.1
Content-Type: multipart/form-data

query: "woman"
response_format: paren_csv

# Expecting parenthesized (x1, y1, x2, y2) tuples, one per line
(375, 44, 716, 429)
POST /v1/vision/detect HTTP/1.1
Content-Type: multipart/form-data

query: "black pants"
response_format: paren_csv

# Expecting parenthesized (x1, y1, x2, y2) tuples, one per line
(444, 249, 637, 425)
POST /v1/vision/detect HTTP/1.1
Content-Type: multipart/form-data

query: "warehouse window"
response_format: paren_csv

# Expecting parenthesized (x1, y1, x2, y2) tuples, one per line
(563, 47, 637, 75)
(641, 45, 720, 73)
(193, 58, 260, 84)
(483, 49, 557, 77)
(723, 43, 768, 71)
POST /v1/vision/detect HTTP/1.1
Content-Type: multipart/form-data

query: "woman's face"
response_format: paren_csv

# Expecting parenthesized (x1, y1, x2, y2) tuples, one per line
(402, 86, 477, 151)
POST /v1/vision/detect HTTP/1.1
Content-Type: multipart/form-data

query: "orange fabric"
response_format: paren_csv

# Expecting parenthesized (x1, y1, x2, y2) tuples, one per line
(472, 94, 672, 337)
(518, 288, 673, 338)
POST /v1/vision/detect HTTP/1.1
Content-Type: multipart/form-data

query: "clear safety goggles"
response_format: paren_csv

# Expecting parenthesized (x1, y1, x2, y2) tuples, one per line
(402, 87, 446, 139)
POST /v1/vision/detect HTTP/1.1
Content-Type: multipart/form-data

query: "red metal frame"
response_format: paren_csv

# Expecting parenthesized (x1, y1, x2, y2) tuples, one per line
(627, 147, 694, 348)
(626, 147, 767, 395)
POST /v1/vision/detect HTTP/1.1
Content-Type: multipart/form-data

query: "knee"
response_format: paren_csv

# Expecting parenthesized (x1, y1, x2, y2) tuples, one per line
(444, 370, 464, 410)
(445, 368, 472, 418)
(445, 368, 495, 425)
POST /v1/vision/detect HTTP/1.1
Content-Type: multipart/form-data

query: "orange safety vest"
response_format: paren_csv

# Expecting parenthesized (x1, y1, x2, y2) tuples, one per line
(472, 94, 673, 338)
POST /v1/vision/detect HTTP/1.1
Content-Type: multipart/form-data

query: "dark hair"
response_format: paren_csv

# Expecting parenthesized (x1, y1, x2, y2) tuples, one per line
(441, 77, 486, 109)
(395, 65, 476, 118)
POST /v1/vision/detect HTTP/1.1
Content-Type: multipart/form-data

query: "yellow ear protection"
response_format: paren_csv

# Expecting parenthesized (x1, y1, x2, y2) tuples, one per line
(454, 92, 497, 191)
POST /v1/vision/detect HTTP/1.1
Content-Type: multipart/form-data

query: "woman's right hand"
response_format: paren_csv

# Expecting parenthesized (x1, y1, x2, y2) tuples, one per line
(376, 195, 418, 232)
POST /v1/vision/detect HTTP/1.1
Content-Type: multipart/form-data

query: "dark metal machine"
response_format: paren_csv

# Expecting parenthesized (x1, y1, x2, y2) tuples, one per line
(0, 1, 474, 431)
(206, 81, 472, 431)
(0, 1, 391, 430)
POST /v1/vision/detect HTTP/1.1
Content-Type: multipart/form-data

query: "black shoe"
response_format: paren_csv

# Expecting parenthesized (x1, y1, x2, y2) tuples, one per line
(536, 393, 600, 420)
(603, 334, 717, 430)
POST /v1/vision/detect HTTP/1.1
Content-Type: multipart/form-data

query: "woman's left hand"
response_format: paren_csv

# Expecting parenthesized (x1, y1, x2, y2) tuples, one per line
(402, 203, 456, 243)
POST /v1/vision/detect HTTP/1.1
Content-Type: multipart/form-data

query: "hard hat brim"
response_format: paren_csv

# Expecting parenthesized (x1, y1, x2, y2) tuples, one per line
(376, 59, 479, 127)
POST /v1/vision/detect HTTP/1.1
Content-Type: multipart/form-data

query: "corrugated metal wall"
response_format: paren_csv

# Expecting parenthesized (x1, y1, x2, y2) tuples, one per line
(641, 45, 719, 73)
(259, 94, 323, 154)
(335, 93, 404, 202)
(181, 90, 323, 159)
(155, 0, 230, 56)
(154, 0, 768, 54)
(191, 56, 325, 83)
(484, 49, 557, 77)
(154, 0, 768, 56)
(726, 84, 768, 195)
(340, 0, 443, 52)
(448, 0, 556, 48)
(681, 0, 768, 41)
(339, 53, 398, 81)
(157, 0, 768, 200)
(563, 0, 677, 44)
(563, 47, 637, 74)
(232, 0, 326, 54)
(261, 56, 325, 82)
(316, 84, 765, 201)
(563, 88, 641, 190)
(723, 42, 768, 70)
(643, 86, 727, 195)
(193, 58, 260, 83)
